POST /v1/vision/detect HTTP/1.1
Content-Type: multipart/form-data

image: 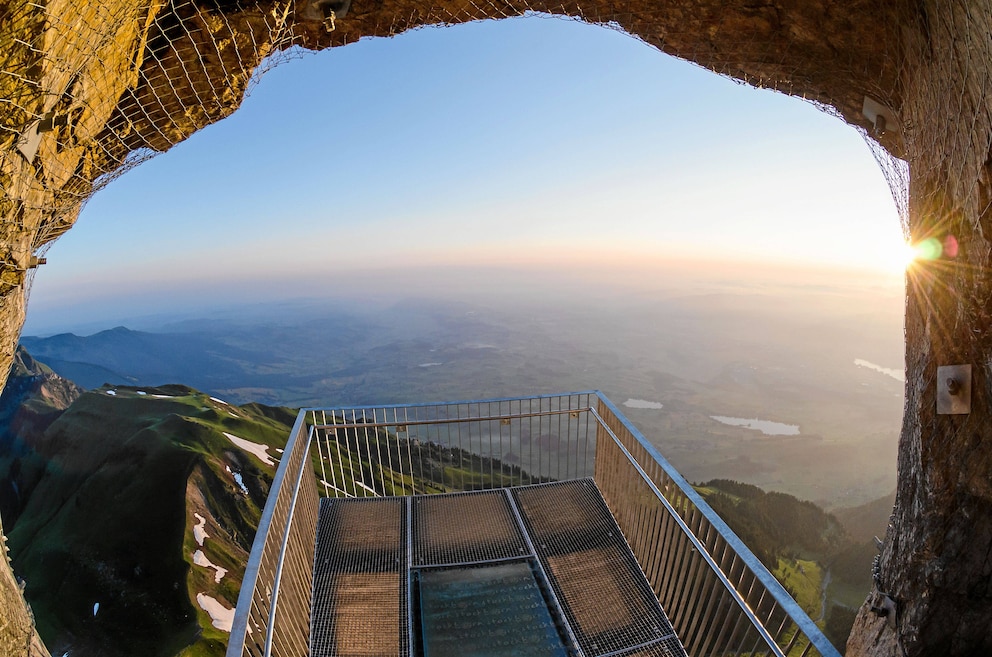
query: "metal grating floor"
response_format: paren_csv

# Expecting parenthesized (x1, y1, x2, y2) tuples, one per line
(312, 479, 686, 657)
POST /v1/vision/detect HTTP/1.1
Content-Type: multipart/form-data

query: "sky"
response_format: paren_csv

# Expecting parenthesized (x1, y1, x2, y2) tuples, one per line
(23, 14, 905, 333)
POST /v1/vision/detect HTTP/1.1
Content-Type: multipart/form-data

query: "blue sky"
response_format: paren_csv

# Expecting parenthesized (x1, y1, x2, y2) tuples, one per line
(24, 15, 904, 332)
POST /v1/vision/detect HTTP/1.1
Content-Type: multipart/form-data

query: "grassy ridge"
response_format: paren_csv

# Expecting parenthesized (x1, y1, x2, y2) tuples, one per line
(7, 385, 294, 657)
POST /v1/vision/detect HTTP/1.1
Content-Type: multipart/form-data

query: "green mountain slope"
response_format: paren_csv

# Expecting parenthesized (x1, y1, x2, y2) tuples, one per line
(695, 479, 866, 651)
(5, 384, 295, 657)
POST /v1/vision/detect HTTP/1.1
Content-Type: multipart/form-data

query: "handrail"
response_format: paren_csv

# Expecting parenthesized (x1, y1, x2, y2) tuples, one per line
(311, 406, 593, 431)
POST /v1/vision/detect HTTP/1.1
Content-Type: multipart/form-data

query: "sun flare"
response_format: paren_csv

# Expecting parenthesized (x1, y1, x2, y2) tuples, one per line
(893, 242, 920, 271)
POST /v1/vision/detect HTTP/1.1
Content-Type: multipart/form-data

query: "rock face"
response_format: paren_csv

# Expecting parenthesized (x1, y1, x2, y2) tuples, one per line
(0, 347, 83, 530)
(0, 1, 990, 656)
(0, 348, 66, 657)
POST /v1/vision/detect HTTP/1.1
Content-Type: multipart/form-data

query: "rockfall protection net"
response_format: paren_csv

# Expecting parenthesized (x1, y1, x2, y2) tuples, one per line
(1, 0, 929, 271)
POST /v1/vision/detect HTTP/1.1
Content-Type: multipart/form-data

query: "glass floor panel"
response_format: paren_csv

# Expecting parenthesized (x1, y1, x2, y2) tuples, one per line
(416, 561, 569, 657)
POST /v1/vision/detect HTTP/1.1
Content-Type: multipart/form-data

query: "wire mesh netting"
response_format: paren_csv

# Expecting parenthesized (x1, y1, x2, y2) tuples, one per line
(3, 0, 939, 296)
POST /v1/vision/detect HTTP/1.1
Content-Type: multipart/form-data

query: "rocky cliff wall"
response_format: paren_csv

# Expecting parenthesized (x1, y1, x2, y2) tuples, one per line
(0, 0, 990, 656)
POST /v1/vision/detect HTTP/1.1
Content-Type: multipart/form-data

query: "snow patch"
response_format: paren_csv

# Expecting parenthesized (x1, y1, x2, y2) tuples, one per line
(210, 396, 229, 405)
(105, 390, 116, 396)
(226, 466, 249, 495)
(355, 480, 377, 495)
(93, 602, 99, 616)
(196, 593, 234, 632)
(223, 432, 274, 466)
(193, 549, 228, 583)
(854, 358, 905, 382)
(710, 416, 800, 436)
(193, 513, 209, 546)
(623, 398, 663, 409)
(136, 391, 147, 396)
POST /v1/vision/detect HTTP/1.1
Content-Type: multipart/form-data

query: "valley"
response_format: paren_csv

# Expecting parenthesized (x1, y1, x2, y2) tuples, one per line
(21, 272, 904, 509)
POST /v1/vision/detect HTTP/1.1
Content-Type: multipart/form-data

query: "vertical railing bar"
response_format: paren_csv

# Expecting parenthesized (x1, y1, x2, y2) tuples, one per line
(562, 395, 570, 479)
(360, 409, 376, 496)
(722, 606, 750, 657)
(699, 586, 733, 657)
(316, 428, 329, 497)
(328, 425, 341, 498)
(456, 402, 466, 491)
(773, 604, 793, 643)
(428, 405, 437, 491)
(782, 612, 804, 652)
(344, 409, 357, 497)
(382, 408, 397, 495)
(402, 407, 415, 495)
(405, 496, 414, 657)
(686, 534, 728, 653)
(583, 397, 589, 474)
(557, 396, 565, 479)
(656, 483, 681, 604)
(487, 400, 494, 486)
(528, 396, 535, 482)
(699, 549, 739, 654)
(643, 505, 664, 596)
(371, 408, 387, 495)
(422, 406, 432, 492)
(504, 399, 511, 483)
(680, 523, 716, 651)
(680, 509, 712, 629)
(745, 590, 776, 655)
(573, 395, 580, 476)
(668, 505, 701, 620)
(533, 396, 542, 480)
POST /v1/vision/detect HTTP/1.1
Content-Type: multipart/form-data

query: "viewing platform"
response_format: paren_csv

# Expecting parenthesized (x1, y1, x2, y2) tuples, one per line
(227, 392, 841, 657)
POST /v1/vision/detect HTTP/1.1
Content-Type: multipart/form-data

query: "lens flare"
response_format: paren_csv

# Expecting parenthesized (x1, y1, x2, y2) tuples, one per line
(916, 237, 943, 261)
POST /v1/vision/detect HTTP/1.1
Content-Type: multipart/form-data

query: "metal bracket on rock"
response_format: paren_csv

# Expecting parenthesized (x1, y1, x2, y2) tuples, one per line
(871, 593, 898, 630)
(937, 364, 971, 414)
(303, 0, 351, 30)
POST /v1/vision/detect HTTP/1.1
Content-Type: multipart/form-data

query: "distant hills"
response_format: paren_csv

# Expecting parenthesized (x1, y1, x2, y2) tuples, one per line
(19, 326, 268, 392)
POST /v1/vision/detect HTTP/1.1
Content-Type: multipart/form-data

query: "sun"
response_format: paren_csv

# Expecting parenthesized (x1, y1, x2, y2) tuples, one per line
(893, 241, 920, 271)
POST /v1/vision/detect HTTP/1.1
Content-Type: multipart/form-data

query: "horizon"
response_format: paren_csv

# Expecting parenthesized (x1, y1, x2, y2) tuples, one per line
(22, 255, 906, 336)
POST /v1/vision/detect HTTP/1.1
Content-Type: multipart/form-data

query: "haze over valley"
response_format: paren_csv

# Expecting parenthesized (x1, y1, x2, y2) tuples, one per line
(22, 261, 904, 509)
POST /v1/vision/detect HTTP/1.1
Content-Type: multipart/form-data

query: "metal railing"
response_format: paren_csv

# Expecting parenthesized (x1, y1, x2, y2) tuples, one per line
(228, 412, 319, 657)
(227, 391, 842, 657)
